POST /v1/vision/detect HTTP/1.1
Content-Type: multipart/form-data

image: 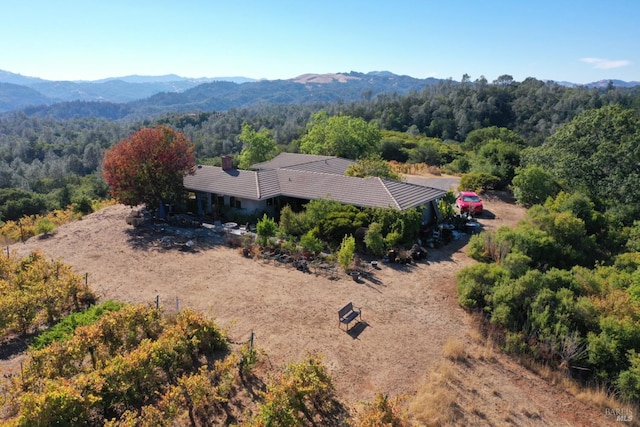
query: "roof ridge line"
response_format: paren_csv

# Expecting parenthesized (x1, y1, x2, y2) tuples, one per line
(255, 170, 261, 198)
(378, 178, 402, 210)
(276, 168, 352, 178)
(384, 177, 433, 188)
(253, 153, 338, 170)
(281, 157, 338, 168)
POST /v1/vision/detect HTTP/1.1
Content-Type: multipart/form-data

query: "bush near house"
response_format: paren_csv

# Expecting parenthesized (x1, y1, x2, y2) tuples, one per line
(277, 198, 424, 253)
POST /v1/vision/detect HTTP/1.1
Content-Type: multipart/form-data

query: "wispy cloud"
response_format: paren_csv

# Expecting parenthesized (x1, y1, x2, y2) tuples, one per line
(580, 57, 631, 69)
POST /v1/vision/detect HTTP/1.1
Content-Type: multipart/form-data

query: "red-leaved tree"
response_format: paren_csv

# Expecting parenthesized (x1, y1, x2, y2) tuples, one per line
(102, 126, 196, 212)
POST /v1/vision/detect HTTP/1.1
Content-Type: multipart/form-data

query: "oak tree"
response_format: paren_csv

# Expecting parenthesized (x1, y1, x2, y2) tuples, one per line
(521, 105, 640, 220)
(299, 111, 380, 159)
(237, 122, 277, 169)
(345, 154, 402, 181)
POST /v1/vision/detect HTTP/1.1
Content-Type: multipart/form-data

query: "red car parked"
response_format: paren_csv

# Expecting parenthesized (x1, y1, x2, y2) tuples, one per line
(456, 191, 483, 215)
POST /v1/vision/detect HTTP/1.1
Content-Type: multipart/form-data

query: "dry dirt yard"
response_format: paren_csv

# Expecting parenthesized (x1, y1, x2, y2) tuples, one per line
(5, 190, 621, 426)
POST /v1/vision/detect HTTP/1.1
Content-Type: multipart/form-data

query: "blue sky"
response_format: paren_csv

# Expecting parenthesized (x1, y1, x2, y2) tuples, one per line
(2, 0, 638, 84)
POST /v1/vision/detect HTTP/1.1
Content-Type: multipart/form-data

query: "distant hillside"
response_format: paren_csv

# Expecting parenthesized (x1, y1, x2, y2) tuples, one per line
(0, 82, 55, 111)
(30, 80, 205, 103)
(95, 74, 256, 84)
(1, 68, 639, 119)
(128, 71, 439, 115)
(0, 71, 257, 113)
(292, 73, 362, 83)
(0, 70, 46, 86)
(587, 79, 640, 88)
(555, 79, 640, 88)
(0, 71, 443, 118)
(21, 100, 134, 120)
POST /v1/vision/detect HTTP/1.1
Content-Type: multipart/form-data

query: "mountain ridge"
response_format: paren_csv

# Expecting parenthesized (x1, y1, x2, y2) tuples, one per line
(0, 70, 440, 115)
(1, 68, 638, 118)
(3, 68, 638, 88)
(0, 69, 257, 85)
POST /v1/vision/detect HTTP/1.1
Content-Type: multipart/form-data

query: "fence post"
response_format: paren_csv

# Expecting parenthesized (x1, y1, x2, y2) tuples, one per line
(155, 295, 160, 309)
(85, 272, 88, 286)
(249, 330, 254, 349)
(176, 297, 179, 312)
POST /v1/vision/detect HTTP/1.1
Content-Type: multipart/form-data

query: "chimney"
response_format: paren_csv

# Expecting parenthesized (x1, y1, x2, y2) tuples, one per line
(221, 155, 233, 171)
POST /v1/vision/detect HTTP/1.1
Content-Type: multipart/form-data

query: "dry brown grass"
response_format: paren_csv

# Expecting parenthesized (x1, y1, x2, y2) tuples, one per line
(442, 337, 467, 362)
(408, 366, 460, 426)
(389, 161, 443, 177)
(584, 389, 640, 427)
(467, 327, 483, 343)
(408, 354, 464, 426)
(575, 384, 625, 413)
(466, 329, 497, 362)
(514, 351, 634, 424)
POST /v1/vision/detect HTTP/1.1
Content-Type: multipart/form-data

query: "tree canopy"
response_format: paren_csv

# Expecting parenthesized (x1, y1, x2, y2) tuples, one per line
(512, 165, 560, 206)
(470, 140, 522, 188)
(463, 126, 525, 152)
(0, 188, 47, 222)
(298, 111, 381, 159)
(236, 122, 277, 169)
(521, 105, 640, 220)
(345, 154, 402, 180)
(102, 125, 196, 210)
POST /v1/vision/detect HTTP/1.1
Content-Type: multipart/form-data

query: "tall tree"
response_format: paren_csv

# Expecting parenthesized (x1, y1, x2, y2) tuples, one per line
(521, 105, 640, 219)
(463, 126, 524, 152)
(512, 165, 559, 206)
(237, 122, 277, 169)
(345, 154, 402, 181)
(299, 111, 381, 159)
(472, 139, 522, 188)
(102, 126, 195, 212)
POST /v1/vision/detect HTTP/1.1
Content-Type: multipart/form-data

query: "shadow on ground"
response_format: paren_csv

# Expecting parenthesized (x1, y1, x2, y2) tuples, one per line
(0, 334, 35, 361)
(348, 321, 369, 339)
(125, 222, 227, 252)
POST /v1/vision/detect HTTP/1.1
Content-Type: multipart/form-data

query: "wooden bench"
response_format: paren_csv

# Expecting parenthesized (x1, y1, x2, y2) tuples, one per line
(338, 302, 361, 331)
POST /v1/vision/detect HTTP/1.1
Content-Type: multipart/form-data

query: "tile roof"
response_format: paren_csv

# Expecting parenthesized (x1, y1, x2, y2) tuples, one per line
(276, 169, 399, 209)
(255, 169, 280, 199)
(382, 179, 446, 210)
(185, 154, 446, 210)
(251, 153, 337, 170)
(184, 166, 260, 199)
(251, 152, 354, 175)
(285, 157, 355, 175)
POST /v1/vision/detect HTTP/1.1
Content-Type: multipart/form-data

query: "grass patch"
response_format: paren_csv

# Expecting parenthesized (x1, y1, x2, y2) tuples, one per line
(409, 360, 461, 426)
(516, 352, 629, 419)
(443, 337, 467, 362)
(30, 300, 125, 350)
(575, 384, 621, 411)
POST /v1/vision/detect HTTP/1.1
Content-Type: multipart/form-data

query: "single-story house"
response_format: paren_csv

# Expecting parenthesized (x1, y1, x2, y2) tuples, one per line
(183, 153, 446, 224)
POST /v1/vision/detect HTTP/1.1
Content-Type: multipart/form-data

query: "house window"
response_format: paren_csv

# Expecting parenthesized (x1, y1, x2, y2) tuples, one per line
(217, 196, 224, 206)
(235, 200, 242, 209)
(229, 196, 235, 207)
